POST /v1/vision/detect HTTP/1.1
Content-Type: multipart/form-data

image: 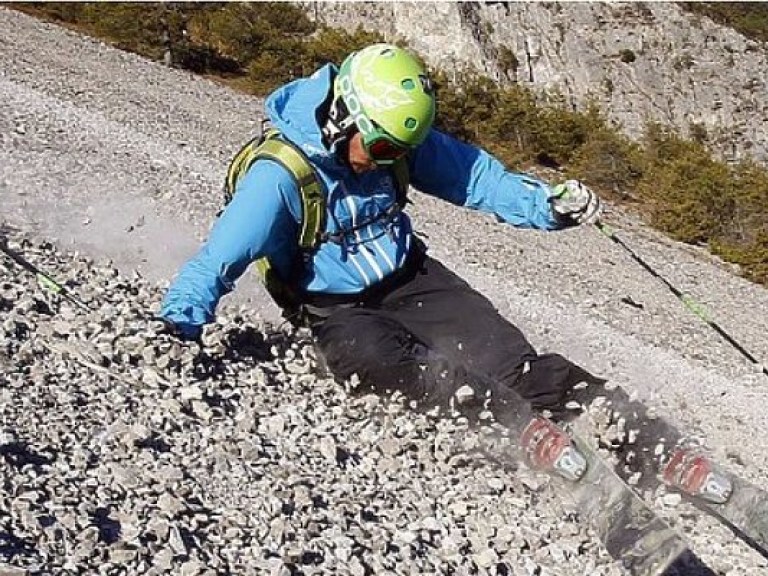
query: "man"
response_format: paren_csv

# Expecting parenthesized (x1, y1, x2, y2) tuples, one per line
(160, 43, 601, 423)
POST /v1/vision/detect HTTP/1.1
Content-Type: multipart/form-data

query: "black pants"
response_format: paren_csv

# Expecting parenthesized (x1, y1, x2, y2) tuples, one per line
(310, 251, 600, 427)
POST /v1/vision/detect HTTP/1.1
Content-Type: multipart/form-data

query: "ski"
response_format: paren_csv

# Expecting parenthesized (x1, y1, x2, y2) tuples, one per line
(430, 364, 709, 575)
(516, 415, 692, 575)
(565, 381, 768, 560)
(662, 446, 768, 551)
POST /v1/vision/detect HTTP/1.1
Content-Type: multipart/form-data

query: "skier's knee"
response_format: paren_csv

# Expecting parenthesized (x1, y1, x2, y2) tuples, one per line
(315, 309, 418, 382)
(513, 353, 604, 414)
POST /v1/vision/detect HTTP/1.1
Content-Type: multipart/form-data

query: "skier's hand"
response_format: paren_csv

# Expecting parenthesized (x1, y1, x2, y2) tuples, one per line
(156, 317, 203, 342)
(549, 180, 601, 226)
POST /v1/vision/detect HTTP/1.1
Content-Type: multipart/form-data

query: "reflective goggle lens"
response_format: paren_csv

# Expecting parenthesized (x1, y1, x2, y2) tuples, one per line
(367, 137, 408, 163)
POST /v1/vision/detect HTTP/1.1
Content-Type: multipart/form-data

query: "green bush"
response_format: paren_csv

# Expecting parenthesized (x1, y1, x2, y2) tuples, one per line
(636, 124, 735, 244)
(710, 160, 768, 283)
(712, 233, 768, 285)
(15, 3, 171, 60)
(680, 2, 768, 43)
(568, 124, 644, 198)
(619, 48, 636, 64)
(434, 71, 500, 142)
(305, 26, 386, 69)
(497, 45, 519, 80)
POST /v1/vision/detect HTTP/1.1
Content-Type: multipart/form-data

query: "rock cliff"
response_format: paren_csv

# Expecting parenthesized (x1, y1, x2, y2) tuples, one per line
(309, 1, 768, 164)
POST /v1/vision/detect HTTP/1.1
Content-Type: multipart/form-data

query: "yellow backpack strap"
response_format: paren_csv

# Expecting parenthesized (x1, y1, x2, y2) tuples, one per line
(224, 129, 326, 250)
(254, 138, 325, 250)
(222, 129, 326, 322)
(223, 129, 279, 203)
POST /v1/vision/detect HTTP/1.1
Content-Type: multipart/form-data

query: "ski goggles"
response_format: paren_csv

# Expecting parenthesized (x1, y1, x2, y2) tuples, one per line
(361, 129, 409, 165)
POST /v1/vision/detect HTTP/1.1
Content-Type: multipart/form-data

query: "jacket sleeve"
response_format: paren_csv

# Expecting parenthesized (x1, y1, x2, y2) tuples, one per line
(159, 160, 300, 328)
(408, 128, 563, 230)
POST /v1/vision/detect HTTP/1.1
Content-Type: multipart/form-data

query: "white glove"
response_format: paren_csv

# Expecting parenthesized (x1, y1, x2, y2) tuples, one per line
(549, 180, 601, 226)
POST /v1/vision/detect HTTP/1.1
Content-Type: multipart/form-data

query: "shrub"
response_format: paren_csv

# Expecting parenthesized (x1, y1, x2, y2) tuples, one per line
(619, 48, 636, 64)
(497, 45, 519, 80)
(711, 160, 768, 282)
(680, 2, 768, 44)
(568, 123, 644, 198)
(636, 124, 735, 244)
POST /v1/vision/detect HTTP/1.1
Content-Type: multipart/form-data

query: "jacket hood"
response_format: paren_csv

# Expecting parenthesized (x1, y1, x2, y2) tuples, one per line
(264, 64, 341, 174)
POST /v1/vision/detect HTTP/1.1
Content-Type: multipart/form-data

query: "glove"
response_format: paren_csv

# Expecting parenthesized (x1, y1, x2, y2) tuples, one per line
(157, 317, 203, 342)
(548, 180, 601, 226)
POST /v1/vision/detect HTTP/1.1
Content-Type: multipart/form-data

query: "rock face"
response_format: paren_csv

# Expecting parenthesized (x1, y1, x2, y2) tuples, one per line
(310, 1, 768, 163)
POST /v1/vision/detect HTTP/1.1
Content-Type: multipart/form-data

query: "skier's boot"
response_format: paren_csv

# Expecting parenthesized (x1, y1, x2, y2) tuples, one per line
(520, 416, 588, 482)
(662, 447, 734, 504)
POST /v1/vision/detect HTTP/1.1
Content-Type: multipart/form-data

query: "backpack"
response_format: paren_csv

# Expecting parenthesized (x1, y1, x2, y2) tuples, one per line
(223, 125, 410, 319)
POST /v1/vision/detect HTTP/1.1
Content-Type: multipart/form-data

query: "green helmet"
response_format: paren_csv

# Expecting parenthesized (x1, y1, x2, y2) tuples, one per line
(335, 44, 436, 150)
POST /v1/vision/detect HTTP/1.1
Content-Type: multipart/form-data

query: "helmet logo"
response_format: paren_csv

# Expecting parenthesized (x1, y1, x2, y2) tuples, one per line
(354, 51, 417, 112)
(338, 74, 375, 137)
(358, 69, 417, 111)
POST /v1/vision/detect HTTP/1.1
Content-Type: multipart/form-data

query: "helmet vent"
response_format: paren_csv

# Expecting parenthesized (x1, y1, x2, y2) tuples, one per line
(401, 78, 416, 91)
(405, 118, 417, 130)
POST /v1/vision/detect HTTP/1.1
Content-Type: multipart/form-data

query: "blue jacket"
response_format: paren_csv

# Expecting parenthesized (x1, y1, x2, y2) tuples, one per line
(160, 64, 564, 331)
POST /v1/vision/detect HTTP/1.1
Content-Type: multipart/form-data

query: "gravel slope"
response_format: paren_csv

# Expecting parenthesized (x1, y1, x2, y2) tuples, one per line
(2, 7, 768, 575)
